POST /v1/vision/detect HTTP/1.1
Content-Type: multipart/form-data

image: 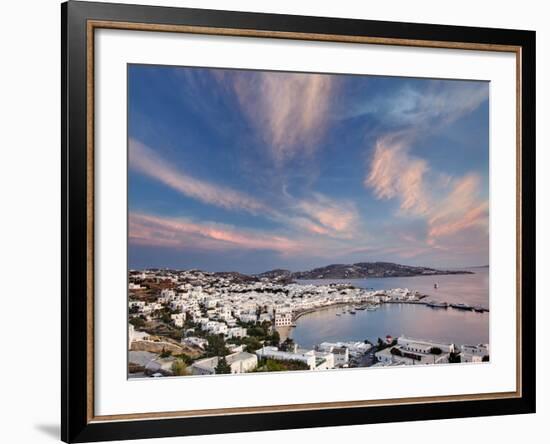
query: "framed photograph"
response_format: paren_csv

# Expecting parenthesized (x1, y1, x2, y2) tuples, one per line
(62, 1, 536, 442)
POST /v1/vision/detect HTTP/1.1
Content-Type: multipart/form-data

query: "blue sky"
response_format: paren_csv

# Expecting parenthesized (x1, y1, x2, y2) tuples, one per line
(128, 64, 489, 273)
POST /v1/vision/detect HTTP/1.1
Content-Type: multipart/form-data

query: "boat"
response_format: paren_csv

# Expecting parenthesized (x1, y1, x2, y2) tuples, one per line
(426, 301, 448, 308)
(434, 283, 439, 289)
(366, 305, 378, 311)
(450, 303, 473, 311)
(349, 310, 357, 314)
(336, 312, 342, 316)
(355, 305, 367, 311)
(473, 305, 485, 312)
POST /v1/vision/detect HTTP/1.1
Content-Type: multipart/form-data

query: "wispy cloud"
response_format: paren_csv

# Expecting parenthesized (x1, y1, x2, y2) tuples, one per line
(130, 213, 303, 254)
(217, 71, 336, 164)
(129, 139, 270, 215)
(361, 79, 489, 258)
(131, 138, 361, 241)
(365, 133, 488, 249)
(427, 174, 489, 242)
(294, 193, 359, 238)
(365, 134, 429, 216)
(348, 80, 488, 129)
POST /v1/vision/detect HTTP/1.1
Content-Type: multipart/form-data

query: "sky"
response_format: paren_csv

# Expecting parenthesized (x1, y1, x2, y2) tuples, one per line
(128, 64, 489, 273)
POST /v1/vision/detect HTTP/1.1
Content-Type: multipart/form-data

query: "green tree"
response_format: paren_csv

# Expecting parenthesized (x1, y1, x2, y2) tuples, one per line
(215, 356, 231, 374)
(129, 316, 145, 329)
(243, 337, 262, 353)
(269, 330, 280, 346)
(448, 351, 461, 363)
(206, 334, 229, 357)
(171, 359, 188, 376)
(247, 326, 266, 338)
(280, 338, 295, 352)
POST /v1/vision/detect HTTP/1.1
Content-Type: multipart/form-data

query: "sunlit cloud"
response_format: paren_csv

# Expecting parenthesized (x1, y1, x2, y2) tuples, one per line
(294, 193, 359, 238)
(130, 138, 362, 241)
(365, 135, 429, 216)
(128, 65, 490, 268)
(129, 139, 270, 216)
(218, 71, 336, 164)
(428, 174, 489, 242)
(365, 134, 488, 252)
(130, 213, 303, 254)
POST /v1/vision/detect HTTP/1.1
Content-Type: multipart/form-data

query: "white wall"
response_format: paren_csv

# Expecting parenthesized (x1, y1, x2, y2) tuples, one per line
(0, 0, 547, 443)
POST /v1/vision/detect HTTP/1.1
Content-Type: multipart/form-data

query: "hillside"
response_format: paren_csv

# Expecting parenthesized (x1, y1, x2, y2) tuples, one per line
(261, 262, 473, 280)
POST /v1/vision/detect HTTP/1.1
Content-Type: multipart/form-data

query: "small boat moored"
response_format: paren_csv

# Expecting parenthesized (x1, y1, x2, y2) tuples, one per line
(450, 303, 473, 311)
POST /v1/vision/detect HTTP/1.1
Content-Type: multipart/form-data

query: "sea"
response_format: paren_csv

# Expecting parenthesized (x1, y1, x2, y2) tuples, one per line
(290, 267, 489, 349)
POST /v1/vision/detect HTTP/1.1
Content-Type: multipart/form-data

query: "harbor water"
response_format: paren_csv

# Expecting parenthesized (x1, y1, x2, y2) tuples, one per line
(291, 267, 489, 349)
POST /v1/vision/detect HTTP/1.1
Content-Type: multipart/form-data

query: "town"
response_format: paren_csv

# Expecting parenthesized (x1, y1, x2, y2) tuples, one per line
(128, 269, 490, 377)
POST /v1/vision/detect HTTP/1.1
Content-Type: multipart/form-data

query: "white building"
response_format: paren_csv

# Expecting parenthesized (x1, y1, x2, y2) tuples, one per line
(256, 346, 317, 370)
(128, 324, 134, 348)
(182, 336, 208, 350)
(171, 313, 186, 328)
(203, 321, 228, 335)
(227, 326, 247, 339)
(312, 350, 335, 370)
(397, 336, 455, 354)
(239, 313, 257, 323)
(191, 352, 258, 375)
(316, 343, 349, 367)
(375, 336, 455, 366)
(331, 346, 349, 367)
(460, 344, 489, 362)
(274, 312, 293, 327)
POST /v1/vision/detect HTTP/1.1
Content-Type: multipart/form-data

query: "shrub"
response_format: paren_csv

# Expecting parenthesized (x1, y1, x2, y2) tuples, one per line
(390, 347, 402, 356)
(129, 317, 145, 329)
(448, 351, 461, 363)
(255, 358, 310, 372)
(279, 338, 295, 352)
(175, 353, 195, 365)
(160, 348, 172, 358)
(171, 359, 188, 376)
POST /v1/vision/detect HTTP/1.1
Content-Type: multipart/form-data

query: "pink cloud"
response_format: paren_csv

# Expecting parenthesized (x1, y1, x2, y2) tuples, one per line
(428, 174, 489, 241)
(218, 72, 336, 164)
(365, 136, 429, 216)
(129, 213, 303, 254)
(365, 135, 489, 253)
(294, 193, 359, 237)
(129, 139, 269, 215)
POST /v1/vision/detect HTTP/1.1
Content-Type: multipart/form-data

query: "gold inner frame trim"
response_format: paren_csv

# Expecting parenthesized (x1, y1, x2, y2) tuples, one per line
(86, 19, 523, 423)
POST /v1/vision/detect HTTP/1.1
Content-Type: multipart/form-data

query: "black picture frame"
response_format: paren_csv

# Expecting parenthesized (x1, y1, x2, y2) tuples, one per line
(62, 1, 536, 442)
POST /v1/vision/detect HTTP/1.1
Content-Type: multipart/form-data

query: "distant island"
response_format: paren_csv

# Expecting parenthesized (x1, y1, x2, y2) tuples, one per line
(257, 262, 473, 282)
(137, 262, 474, 285)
